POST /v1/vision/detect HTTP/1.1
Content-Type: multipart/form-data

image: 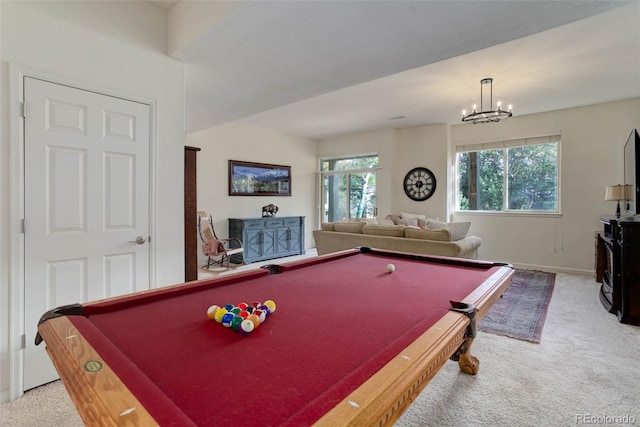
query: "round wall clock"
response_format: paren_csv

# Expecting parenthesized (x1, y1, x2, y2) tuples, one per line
(403, 167, 436, 201)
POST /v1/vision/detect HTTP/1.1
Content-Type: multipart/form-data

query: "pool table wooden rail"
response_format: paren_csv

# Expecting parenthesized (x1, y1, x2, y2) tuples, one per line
(38, 316, 160, 426)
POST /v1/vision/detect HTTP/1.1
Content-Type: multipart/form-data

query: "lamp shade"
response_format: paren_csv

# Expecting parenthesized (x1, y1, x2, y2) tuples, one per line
(605, 184, 625, 201)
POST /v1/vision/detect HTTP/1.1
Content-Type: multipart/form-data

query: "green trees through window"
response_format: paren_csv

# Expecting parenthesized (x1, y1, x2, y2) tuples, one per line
(321, 155, 378, 222)
(457, 141, 558, 212)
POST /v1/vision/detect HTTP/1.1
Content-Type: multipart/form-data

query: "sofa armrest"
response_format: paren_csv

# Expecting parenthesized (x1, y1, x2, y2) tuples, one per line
(453, 236, 482, 257)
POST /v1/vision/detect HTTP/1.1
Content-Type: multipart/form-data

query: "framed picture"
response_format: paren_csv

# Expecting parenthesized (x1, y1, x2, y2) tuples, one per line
(228, 160, 292, 196)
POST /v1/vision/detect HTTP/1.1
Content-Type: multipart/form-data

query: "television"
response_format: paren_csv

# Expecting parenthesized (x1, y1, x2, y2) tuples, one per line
(623, 128, 640, 216)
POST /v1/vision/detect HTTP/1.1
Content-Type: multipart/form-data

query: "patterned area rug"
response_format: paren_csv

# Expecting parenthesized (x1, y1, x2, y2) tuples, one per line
(479, 269, 556, 343)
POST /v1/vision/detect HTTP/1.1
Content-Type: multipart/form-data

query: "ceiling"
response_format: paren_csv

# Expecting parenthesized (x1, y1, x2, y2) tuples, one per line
(169, 1, 640, 140)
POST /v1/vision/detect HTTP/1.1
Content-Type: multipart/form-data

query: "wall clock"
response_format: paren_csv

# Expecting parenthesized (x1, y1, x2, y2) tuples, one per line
(403, 167, 436, 201)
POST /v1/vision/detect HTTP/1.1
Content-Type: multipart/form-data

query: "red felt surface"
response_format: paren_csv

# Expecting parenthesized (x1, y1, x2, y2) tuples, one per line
(71, 252, 498, 426)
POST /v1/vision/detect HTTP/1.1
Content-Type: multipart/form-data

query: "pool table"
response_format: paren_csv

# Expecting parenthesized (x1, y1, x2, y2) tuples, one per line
(36, 247, 513, 427)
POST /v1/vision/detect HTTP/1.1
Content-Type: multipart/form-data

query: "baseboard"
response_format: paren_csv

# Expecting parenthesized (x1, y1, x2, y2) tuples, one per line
(509, 262, 595, 277)
(0, 388, 9, 404)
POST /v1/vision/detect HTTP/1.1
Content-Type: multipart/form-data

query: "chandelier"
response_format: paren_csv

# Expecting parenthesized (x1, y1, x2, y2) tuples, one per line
(461, 78, 513, 124)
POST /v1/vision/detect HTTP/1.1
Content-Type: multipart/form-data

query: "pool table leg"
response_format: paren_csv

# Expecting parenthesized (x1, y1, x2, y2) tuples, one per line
(449, 301, 479, 375)
(456, 336, 479, 375)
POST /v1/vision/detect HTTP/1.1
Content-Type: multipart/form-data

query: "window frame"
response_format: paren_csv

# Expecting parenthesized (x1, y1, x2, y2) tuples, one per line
(454, 135, 561, 215)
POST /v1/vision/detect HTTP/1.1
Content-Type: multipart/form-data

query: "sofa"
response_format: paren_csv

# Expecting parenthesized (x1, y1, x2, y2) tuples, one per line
(313, 217, 482, 259)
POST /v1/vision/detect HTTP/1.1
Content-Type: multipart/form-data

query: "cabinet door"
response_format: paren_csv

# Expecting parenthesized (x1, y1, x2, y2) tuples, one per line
(619, 224, 640, 324)
(245, 229, 263, 262)
(288, 224, 302, 254)
(276, 227, 291, 255)
(261, 228, 277, 258)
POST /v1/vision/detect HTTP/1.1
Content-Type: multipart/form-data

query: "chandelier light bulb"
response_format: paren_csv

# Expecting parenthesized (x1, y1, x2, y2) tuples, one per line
(472, 104, 477, 112)
(508, 104, 513, 112)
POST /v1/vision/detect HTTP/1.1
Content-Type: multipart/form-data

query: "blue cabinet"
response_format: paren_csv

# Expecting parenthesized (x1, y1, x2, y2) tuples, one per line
(229, 216, 305, 264)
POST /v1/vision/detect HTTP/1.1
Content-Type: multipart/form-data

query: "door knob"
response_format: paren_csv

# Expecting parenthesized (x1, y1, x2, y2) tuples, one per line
(128, 236, 146, 245)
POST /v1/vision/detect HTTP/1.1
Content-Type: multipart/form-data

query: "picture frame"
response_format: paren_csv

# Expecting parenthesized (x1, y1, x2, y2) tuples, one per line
(228, 160, 292, 196)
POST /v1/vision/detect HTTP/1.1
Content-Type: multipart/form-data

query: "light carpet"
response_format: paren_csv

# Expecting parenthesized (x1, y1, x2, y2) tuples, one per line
(1, 273, 639, 427)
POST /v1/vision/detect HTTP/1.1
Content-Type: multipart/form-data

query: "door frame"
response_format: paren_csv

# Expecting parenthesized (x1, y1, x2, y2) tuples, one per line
(8, 64, 158, 399)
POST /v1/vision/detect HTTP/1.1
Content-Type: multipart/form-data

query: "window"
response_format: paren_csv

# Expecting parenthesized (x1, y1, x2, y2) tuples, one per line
(320, 155, 378, 222)
(456, 136, 560, 212)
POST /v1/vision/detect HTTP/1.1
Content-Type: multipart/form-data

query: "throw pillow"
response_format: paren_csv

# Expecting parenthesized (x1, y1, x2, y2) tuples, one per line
(447, 222, 471, 241)
(425, 221, 471, 241)
(377, 215, 395, 226)
(388, 214, 401, 225)
(396, 217, 419, 227)
(400, 211, 426, 220)
(426, 221, 448, 230)
(400, 212, 440, 227)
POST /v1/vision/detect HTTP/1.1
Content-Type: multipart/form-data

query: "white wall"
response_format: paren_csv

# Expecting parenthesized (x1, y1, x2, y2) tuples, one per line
(452, 98, 640, 273)
(394, 124, 450, 221)
(168, 0, 248, 55)
(0, 1, 185, 401)
(317, 98, 640, 274)
(186, 122, 318, 265)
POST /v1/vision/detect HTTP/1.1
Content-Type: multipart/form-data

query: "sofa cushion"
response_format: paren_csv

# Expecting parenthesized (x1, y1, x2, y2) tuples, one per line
(405, 227, 451, 242)
(320, 222, 335, 231)
(362, 224, 406, 237)
(333, 221, 366, 233)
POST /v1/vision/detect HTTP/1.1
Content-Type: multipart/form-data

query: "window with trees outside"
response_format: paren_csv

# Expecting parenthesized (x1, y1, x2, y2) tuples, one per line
(321, 155, 378, 222)
(456, 135, 560, 212)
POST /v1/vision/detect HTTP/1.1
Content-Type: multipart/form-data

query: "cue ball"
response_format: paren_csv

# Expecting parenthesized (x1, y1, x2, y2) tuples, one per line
(386, 263, 395, 273)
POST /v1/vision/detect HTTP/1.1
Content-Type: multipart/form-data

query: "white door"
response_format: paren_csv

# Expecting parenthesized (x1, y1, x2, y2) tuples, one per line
(22, 77, 151, 390)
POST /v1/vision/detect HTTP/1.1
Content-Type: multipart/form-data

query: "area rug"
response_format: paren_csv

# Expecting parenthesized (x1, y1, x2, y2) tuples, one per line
(478, 269, 555, 343)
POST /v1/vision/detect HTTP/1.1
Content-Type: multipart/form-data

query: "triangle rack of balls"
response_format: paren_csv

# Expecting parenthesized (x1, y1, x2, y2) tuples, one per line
(207, 300, 276, 335)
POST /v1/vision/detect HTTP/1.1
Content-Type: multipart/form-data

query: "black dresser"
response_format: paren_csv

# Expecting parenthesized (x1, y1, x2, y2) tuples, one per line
(596, 217, 640, 325)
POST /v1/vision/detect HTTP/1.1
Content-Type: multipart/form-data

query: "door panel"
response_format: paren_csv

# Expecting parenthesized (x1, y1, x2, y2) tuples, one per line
(23, 78, 151, 390)
(261, 229, 276, 258)
(276, 228, 290, 254)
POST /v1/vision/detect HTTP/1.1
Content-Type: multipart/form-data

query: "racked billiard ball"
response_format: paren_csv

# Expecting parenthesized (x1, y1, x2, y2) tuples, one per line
(221, 312, 235, 327)
(206, 305, 220, 320)
(214, 308, 228, 324)
(231, 315, 244, 331)
(240, 319, 254, 335)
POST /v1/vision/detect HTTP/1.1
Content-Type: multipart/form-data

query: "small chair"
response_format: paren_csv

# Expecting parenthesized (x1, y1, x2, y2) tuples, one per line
(197, 211, 244, 269)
